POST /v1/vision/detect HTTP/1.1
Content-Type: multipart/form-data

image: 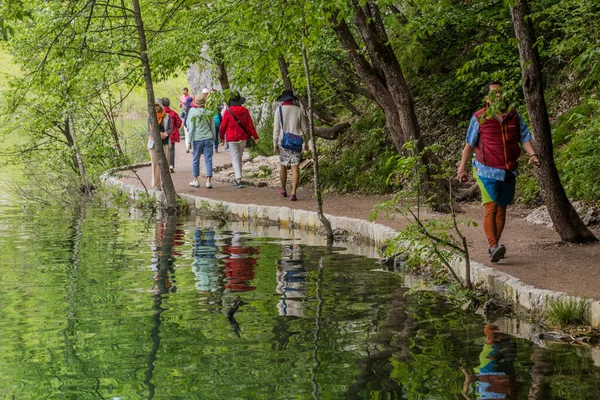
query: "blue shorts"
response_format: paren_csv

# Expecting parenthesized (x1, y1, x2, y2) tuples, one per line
(475, 171, 516, 207)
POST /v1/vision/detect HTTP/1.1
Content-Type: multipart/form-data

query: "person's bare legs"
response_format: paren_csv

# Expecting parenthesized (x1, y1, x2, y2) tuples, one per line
(290, 165, 299, 196)
(279, 165, 288, 193)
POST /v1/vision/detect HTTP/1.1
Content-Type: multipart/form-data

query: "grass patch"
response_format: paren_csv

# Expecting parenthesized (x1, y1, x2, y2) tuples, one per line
(547, 298, 589, 326)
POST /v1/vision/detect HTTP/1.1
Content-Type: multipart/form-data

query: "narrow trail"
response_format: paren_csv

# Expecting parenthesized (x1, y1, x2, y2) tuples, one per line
(119, 141, 600, 300)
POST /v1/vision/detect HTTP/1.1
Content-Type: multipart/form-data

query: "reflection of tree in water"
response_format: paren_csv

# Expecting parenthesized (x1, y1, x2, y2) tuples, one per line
(149, 220, 178, 294)
(144, 214, 177, 399)
(344, 285, 415, 398)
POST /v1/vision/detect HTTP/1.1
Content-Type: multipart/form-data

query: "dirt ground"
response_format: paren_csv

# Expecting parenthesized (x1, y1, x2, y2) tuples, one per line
(119, 141, 600, 300)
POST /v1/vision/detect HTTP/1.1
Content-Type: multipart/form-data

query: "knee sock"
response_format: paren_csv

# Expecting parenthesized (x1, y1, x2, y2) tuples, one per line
(496, 205, 507, 243)
(483, 202, 499, 248)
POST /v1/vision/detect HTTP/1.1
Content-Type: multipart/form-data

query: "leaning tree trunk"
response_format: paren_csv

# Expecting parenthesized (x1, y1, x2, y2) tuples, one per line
(132, 0, 177, 213)
(277, 54, 293, 91)
(330, 3, 453, 211)
(510, 0, 596, 243)
(301, 37, 333, 245)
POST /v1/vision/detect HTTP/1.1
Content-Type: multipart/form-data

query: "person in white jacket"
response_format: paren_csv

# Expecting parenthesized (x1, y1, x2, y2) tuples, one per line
(273, 90, 308, 201)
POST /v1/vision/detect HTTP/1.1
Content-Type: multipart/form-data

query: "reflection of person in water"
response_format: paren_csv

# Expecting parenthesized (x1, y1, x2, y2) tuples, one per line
(276, 244, 308, 317)
(191, 229, 221, 292)
(460, 324, 522, 399)
(150, 223, 177, 294)
(222, 232, 259, 292)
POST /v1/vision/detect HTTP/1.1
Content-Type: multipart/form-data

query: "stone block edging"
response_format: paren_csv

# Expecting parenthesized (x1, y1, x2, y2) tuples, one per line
(101, 172, 600, 326)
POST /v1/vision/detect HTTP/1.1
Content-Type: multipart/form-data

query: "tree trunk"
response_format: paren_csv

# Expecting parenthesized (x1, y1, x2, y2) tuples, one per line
(277, 54, 293, 91)
(329, 13, 408, 151)
(217, 61, 230, 90)
(510, 0, 596, 243)
(67, 109, 90, 195)
(132, 0, 177, 214)
(302, 37, 333, 245)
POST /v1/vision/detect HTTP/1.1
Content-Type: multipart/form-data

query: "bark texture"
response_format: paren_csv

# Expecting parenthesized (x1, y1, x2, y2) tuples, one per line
(511, 0, 596, 243)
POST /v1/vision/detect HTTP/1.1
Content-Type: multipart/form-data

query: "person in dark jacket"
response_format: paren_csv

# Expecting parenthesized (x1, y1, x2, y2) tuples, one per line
(457, 82, 539, 262)
(162, 98, 182, 173)
(219, 90, 259, 188)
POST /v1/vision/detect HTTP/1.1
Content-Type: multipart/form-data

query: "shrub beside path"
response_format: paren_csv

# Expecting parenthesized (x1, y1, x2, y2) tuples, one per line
(118, 141, 600, 300)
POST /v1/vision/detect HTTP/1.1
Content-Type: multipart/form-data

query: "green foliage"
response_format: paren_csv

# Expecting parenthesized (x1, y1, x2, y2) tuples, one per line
(136, 191, 157, 213)
(547, 298, 590, 326)
(176, 196, 190, 216)
(555, 98, 600, 201)
(250, 110, 276, 157)
(515, 171, 541, 206)
(319, 111, 400, 194)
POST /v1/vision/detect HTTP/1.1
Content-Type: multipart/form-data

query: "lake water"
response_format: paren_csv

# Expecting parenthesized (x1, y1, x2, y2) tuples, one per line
(1, 180, 600, 399)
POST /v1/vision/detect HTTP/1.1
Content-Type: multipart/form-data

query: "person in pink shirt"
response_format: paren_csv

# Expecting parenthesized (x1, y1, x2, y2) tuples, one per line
(179, 87, 192, 109)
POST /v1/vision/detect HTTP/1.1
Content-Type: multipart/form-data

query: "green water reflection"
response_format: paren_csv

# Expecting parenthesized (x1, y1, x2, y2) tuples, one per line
(1, 199, 600, 399)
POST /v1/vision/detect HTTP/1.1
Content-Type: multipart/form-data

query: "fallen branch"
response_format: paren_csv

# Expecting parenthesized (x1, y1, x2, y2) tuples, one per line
(314, 122, 351, 140)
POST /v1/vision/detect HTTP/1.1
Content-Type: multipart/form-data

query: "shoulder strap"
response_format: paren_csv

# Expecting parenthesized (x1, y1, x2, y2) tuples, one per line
(279, 106, 284, 133)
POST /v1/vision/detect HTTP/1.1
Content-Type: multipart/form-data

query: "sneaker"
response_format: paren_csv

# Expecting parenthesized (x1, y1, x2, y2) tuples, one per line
(489, 245, 506, 263)
(232, 179, 244, 189)
(205, 181, 213, 189)
(498, 244, 506, 259)
(279, 187, 288, 198)
(169, 166, 174, 173)
(290, 194, 297, 201)
(189, 180, 200, 188)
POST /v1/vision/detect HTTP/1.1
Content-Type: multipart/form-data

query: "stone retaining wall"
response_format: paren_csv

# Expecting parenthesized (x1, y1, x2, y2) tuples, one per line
(101, 172, 600, 327)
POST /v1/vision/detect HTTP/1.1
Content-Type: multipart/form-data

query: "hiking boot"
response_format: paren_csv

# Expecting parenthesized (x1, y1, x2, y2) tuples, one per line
(489, 245, 506, 263)
(279, 187, 288, 198)
(290, 194, 297, 201)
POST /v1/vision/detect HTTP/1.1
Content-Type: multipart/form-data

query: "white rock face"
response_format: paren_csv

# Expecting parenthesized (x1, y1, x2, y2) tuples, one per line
(525, 201, 599, 228)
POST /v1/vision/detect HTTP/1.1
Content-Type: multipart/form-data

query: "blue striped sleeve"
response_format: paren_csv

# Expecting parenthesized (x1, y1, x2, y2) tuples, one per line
(519, 115, 532, 144)
(466, 116, 479, 147)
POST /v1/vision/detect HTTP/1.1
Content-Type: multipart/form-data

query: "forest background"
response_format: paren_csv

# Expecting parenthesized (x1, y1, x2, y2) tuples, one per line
(0, 0, 598, 213)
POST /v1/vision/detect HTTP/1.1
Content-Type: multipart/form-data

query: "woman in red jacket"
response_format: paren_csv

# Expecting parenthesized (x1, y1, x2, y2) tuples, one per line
(219, 90, 259, 188)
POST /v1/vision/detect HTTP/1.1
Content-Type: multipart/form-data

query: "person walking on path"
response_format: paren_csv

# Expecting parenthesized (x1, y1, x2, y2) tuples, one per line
(147, 98, 172, 191)
(181, 96, 193, 153)
(179, 87, 192, 109)
(219, 90, 259, 189)
(162, 98, 182, 173)
(186, 95, 216, 189)
(273, 89, 308, 201)
(457, 81, 540, 262)
(209, 89, 222, 153)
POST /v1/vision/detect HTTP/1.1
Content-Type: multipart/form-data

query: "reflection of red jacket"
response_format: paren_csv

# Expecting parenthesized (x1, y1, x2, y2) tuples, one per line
(220, 106, 258, 142)
(164, 106, 182, 143)
(223, 245, 259, 292)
